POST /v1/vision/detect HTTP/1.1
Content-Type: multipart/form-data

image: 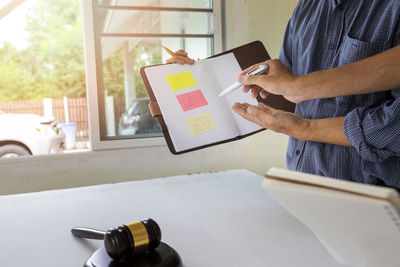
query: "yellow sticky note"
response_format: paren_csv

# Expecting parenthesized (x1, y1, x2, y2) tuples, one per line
(166, 71, 197, 91)
(184, 112, 217, 136)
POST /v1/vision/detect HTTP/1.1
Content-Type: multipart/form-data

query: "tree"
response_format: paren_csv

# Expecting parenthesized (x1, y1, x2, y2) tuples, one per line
(132, 42, 162, 98)
(0, 43, 35, 100)
(0, 0, 85, 101)
(25, 0, 86, 97)
(103, 41, 162, 99)
(0, 0, 163, 102)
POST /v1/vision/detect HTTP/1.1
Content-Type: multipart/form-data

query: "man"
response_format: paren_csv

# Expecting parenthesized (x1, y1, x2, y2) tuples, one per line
(170, 0, 400, 188)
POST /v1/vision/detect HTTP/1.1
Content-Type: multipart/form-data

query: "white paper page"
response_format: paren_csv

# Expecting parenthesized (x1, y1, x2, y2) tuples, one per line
(145, 60, 239, 152)
(206, 53, 262, 135)
(263, 180, 400, 267)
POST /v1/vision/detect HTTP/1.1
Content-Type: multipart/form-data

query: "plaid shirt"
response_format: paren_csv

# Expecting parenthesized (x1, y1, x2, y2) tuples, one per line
(280, 0, 400, 188)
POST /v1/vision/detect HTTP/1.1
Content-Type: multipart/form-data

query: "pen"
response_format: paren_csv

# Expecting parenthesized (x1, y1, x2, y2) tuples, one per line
(162, 45, 176, 57)
(218, 64, 269, 98)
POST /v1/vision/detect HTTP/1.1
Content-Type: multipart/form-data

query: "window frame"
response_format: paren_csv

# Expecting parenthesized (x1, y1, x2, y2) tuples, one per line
(81, 0, 224, 151)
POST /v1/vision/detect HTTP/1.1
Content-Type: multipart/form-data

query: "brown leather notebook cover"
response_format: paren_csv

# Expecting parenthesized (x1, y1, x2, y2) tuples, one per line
(140, 41, 295, 154)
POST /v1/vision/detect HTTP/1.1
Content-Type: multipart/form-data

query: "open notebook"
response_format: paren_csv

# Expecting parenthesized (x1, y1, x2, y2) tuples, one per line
(141, 41, 295, 154)
(263, 168, 400, 267)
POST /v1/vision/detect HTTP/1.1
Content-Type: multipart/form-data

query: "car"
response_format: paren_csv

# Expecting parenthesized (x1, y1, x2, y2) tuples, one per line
(118, 98, 162, 136)
(0, 110, 65, 158)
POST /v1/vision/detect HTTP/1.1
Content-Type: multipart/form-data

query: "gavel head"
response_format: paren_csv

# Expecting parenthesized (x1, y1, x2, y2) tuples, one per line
(104, 218, 161, 260)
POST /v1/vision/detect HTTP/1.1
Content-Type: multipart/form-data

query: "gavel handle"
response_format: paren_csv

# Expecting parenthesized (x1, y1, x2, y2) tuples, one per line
(71, 227, 106, 240)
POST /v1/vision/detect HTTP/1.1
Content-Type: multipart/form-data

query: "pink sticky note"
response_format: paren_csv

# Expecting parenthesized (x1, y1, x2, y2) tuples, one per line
(176, 90, 208, 112)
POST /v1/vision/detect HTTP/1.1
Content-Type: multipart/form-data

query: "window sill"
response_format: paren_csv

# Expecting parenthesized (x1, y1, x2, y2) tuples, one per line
(0, 138, 167, 164)
(91, 136, 166, 150)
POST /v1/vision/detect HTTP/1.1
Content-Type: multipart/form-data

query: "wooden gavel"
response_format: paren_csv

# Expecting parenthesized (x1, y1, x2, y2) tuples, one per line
(71, 218, 161, 260)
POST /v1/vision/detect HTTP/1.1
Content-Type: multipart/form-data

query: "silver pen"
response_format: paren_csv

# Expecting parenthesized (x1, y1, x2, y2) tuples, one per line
(218, 64, 269, 98)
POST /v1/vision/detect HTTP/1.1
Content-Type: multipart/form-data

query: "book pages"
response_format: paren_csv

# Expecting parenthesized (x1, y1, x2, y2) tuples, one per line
(144, 53, 261, 152)
(263, 168, 400, 267)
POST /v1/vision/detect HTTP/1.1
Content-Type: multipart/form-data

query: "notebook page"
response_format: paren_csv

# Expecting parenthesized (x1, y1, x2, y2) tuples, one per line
(266, 167, 399, 201)
(145, 60, 238, 152)
(206, 53, 262, 135)
(263, 170, 400, 267)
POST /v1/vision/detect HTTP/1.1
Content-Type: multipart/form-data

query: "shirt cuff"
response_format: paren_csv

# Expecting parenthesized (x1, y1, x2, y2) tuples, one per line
(344, 108, 392, 162)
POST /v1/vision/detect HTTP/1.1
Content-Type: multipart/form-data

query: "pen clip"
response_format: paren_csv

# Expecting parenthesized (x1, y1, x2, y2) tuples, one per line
(247, 64, 268, 76)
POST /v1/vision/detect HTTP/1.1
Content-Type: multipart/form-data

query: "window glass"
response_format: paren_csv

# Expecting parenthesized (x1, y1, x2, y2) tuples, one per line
(101, 10, 213, 35)
(95, 0, 212, 9)
(0, 0, 89, 159)
(92, 1, 215, 140)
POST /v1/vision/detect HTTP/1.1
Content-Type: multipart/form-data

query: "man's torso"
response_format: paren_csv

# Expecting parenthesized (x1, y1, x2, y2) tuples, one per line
(280, 0, 400, 185)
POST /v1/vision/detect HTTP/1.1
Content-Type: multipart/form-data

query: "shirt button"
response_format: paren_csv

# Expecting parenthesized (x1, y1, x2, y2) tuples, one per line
(328, 43, 336, 49)
(295, 149, 301, 156)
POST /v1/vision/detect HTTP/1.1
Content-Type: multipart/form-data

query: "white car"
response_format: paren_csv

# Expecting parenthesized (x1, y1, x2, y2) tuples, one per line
(0, 111, 65, 158)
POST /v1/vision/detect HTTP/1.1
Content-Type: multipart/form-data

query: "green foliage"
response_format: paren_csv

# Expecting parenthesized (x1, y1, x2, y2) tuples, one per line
(0, 0, 163, 102)
(133, 42, 162, 98)
(25, 0, 86, 98)
(0, 0, 85, 101)
(103, 49, 125, 98)
(103, 41, 162, 99)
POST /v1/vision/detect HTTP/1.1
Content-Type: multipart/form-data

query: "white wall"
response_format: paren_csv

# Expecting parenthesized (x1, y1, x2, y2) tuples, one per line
(0, 0, 298, 195)
(225, 0, 298, 58)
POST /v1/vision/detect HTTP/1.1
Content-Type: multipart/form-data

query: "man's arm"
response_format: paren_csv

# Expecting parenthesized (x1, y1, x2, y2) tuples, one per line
(240, 46, 400, 103)
(232, 102, 352, 146)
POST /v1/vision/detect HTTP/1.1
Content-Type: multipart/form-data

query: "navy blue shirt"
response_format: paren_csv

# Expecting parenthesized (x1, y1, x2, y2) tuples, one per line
(279, 0, 400, 188)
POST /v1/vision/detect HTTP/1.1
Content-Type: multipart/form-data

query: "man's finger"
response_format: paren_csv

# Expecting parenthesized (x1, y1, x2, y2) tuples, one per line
(247, 105, 274, 126)
(240, 74, 265, 87)
(175, 50, 188, 56)
(167, 55, 194, 65)
(184, 57, 195, 64)
(176, 57, 186, 65)
(239, 60, 270, 76)
(243, 85, 261, 95)
(260, 90, 270, 99)
(232, 102, 253, 115)
(258, 102, 277, 112)
(251, 87, 262, 98)
(247, 105, 269, 117)
(241, 102, 251, 108)
(232, 102, 249, 116)
(242, 85, 251, 93)
(232, 103, 265, 127)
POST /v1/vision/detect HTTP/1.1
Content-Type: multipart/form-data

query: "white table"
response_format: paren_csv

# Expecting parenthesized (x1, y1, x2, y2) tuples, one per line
(0, 170, 346, 267)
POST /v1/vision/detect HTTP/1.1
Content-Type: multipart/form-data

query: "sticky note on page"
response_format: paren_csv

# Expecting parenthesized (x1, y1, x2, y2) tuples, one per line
(184, 112, 217, 136)
(166, 71, 197, 91)
(176, 90, 208, 112)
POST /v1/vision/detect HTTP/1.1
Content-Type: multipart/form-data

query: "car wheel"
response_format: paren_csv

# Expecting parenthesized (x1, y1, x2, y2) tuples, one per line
(0, 144, 31, 158)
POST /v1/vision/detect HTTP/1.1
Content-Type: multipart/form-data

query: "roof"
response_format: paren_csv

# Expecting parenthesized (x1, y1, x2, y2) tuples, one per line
(0, 0, 26, 20)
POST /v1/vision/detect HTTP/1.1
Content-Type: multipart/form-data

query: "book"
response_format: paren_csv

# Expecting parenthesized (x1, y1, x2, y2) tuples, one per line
(263, 167, 400, 267)
(141, 41, 295, 154)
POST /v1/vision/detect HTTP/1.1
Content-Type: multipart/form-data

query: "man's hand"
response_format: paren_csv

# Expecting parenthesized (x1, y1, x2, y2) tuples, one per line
(239, 46, 400, 103)
(238, 59, 302, 103)
(232, 102, 310, 140)
(166, 49, 195, 65)
(232, 102, 352, 146)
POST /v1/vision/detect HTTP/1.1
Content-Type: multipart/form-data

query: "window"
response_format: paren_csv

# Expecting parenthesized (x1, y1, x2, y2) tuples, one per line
(0, 0, 89, 159)
(82, 0, 223, 150)
(0, 0, 223, 159)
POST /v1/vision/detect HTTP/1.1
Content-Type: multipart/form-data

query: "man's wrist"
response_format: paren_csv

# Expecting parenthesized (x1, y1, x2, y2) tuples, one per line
(284, 75, 307, 104)
(290, 116, 312, 141)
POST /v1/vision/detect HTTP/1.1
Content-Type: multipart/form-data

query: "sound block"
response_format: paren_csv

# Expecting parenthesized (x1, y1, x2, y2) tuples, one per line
(84, 242, 182, 267)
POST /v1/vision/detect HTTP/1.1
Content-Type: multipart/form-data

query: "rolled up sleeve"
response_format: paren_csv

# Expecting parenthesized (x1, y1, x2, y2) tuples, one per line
(279, 20, 293, 72)
(344, 89, 400, 162)
(278, 2, 300, 73)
